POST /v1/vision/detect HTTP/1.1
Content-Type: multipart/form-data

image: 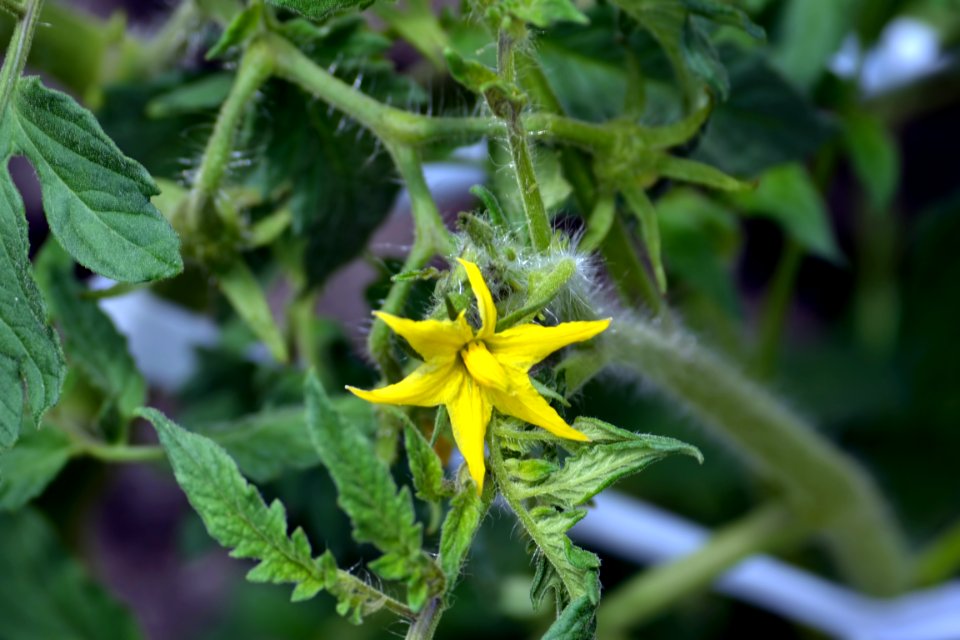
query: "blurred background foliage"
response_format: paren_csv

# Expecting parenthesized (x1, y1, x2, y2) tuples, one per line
(1, 0, 960, 638)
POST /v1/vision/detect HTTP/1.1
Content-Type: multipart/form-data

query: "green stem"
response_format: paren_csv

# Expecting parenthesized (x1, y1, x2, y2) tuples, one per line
(77, 443, 165, 463)
(753, 239, 802, 378)
(368, 143, 452, 379)
(608, 319, 909, 595)
(489, 433, 584, 600)
(405, 597, 443, 640)
(184, 40, 274, 230)
(496, 28, 551, 252)
(0, 0, 23, 19)
(597, 504, 796, 638)
(0, 0, 43, 117)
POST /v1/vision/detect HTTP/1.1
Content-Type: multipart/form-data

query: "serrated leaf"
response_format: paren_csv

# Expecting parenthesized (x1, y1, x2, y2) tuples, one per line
(438, 483, 486, 585)
(732, 163, 840, 261)
(304, 373, 428, 587)
(513, 419, 702, 506)
(541, 594, 596, 640)
(214, 259, 289, 362)
(3, 77, 182, 282)
(34, 243, 145, 419)
(207, 3, 263, 60)
(0, 509, 141, 640)
(267, 0, 375, 22)
(0, 427, 72, 511)
(0, 162, 64, 448)
(141, 407, 328, 599)
(403, 422, 447, 502)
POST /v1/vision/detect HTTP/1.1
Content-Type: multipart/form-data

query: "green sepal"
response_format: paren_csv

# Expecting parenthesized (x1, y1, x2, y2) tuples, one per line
(438, 477, 491, 588)
(403, 419, 449, 502)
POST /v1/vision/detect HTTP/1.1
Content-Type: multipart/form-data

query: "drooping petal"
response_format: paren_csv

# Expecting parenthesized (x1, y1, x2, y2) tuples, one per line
(460, 341, 509, 391)
(486, 318, 612, 370)
(445, 374, 493, 492)
(346, 360, 463, 407)
(373, 310, 473, 361)
(457, 258, 497, 338)
(487, 367, 589, 442)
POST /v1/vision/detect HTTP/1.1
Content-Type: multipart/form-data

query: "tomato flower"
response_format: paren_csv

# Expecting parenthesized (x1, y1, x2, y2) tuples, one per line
(347, 259, 610, 491)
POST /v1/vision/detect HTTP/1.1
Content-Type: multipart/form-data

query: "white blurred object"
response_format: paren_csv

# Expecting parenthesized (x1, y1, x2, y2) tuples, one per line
(830, 18, 950, 96)
(91, 277, 219, 393)
(572, 492, 960, 640)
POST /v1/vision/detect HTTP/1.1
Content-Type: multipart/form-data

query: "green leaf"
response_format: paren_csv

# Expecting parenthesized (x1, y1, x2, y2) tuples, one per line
(732, 163, 841, 261)
(267, 0, 375, 22)
(194, 400, 374, 482)
(214, 259, 289, 362)
(0, 162, 64, 448)
(772, 0, 859, 89)
(144, 73, 235, 118)
(403, 421, 447, 502)
(0, 427, 72, 511)
(438, 483, 487, 586)
(141, 407, 328, 600)
(504, 0, 589, 28)
(692, 49, 835, 177)
(0, 509, 141, 640)
(3, 77, 182, 282)
(541, 594, 595, 640)
(512, 418, 702, 506)
(207, 3, 263, 60)
(34, 243, 145, 419)
(842, 111, 900, 211)
(304, 373, 423, 562)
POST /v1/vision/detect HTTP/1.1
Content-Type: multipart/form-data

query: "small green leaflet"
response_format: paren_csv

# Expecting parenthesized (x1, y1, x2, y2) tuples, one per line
(267, 0, 376, 22)
(1, 76, 182, 282)
(207, 3, 263, 60)
(305, 373, 438, 610)
(732, 163, 841, 261)
(141, 407, 328, 601)
(214, 259, 289, 362)
(0, 509, 142, 640)
(403, 420, 448, 502)
(0, 162, 64, 448)
(438, 483, 487, 586)
(0, 427, 72, 511)
(34, 243, 146, 420)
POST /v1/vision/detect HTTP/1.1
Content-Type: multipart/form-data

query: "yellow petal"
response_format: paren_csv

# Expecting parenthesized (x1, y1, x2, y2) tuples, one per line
(486, 318, 612, 370)
(487, 367, 589, 442)
(373, 311, 473, 361)
(460, 341, 509, 391)
(347, 360, 462, 407)
(457, 258, 497, 339)
(445, 375, 492, 493)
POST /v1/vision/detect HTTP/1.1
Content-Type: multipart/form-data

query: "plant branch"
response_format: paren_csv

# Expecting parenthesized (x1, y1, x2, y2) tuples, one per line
(597, 503, 797, 638)
(0, 0, 44, 117)
(183, 40, 273, 230)
(405, 597, 443, 640)
(367, 143, 452, 379)
(607, 319, 909, 595)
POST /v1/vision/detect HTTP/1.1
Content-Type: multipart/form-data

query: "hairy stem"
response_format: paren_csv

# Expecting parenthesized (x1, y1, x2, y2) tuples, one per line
(367, 143, 452, 379)
(597, 503, 797, 638)
(184, 40, 273, 230)
(405, 597, 443, 640)
(496, 28, 551, 252)
(607, 319, 909, 595)
(0, 0, 43, 117)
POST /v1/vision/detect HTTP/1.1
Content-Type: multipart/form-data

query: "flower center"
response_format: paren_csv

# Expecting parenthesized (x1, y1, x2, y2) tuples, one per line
(460, 341, 509, 391)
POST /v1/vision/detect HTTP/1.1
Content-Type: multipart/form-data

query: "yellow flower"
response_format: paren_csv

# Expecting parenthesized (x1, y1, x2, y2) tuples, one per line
(347, 258, 610, 491)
